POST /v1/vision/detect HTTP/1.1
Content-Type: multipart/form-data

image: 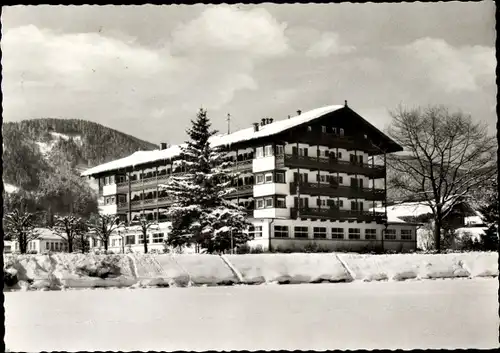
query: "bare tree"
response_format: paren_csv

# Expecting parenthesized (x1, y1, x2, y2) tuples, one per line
(50, 214, 84, 253)
(4, 209, 40, 254)
(127, 215, 159, 253)
(87, 214, 123, 252)
(386, 105, 496, 252)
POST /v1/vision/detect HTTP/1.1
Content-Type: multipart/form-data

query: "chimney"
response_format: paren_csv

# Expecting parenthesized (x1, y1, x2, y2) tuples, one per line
(160, 142, 168, 150)
(344, 100, 348, 107)
(297, 110, 302, 116)
(261, 118, 266, 126)
(288, 115, 291, 119)
(269, 118, 274, 124)
(253, 123, 259, 132)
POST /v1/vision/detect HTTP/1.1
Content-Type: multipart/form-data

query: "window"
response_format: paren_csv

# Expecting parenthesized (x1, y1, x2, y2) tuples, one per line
(112, 239, 116, 247)
(340, 128, 344, 136)
(313, 227, 327, 239)
(125, 235, 135, 245)
(321, 125, 327, 133)
(256, 199, 265, 209)
(256, 147, 264, 158)
(294, 226, 309, 238)
(348, 228, 361, 240)
(331, 228, 344, 239)
(46, 242, 49, 250)
(264, 173, 273, 183)
(338, 152, 343, 159)
(401, 229, 412, 240)
(274, 226, 289, 238)
(318, 198, 327, 207)
(307, 126, 312, 132)
(276, 197, 286, 208)
(264, 197, 273, 208)
(332, 127, 337, 134)
(264, 145, 273, 157)
(275, 145, 284, 155)
(351, 201, 363, 211)
(256, 174, 264, 184)
(138, 234, 149, 244)
(249, 226, 263, 238)
(152, 233, 165, 243)
(385, 229, 397, 240)
(275, 171, 285, 183)
(336, 200, 344, 208)
(365, 229, 377, 240)
(358, 155, 363, 164)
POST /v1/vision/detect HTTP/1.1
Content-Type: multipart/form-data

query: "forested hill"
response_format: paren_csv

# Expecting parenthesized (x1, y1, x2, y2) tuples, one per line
(3, 118, 158, 191)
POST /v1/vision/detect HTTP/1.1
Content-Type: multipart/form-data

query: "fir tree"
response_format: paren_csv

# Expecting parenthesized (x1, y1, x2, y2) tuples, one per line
(160, 108, 252, 253)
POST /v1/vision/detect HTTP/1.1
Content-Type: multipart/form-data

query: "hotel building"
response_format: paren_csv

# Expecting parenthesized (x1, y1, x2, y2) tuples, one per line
(81, 103, 417, 252)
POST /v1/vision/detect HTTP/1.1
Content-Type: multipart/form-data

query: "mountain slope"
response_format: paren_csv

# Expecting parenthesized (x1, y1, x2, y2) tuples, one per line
(3, 118, 158, 192)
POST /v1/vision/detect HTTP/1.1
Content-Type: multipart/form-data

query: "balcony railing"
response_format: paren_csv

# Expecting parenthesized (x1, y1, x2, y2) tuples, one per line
(231, 159, 253, 171)
(117, 196, 173, 211)
(281, 154, 385, 178)
(289, 182, 385, 201)
(227, 184, 253, 197)
(116, 161, 253, 191)
(297, 132, 380, 154)
(290, 207, 386, 223)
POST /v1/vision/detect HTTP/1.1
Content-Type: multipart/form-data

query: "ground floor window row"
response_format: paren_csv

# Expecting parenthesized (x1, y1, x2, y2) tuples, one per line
(110, 232, 166, 247)
(271, 226, 413, 240)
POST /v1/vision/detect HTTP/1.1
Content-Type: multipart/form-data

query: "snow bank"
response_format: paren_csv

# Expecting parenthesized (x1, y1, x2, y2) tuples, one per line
(3, 252, 497, 291)
(224, 253, 352, 284)
(337, 252, 498, 282)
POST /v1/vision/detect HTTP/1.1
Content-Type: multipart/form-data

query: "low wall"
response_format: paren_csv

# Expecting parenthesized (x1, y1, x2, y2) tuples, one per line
(3, 251, 498, 291)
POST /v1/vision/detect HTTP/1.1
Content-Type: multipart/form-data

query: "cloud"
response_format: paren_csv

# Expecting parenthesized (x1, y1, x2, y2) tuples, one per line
(1, 6, 290, 143)
(394, 37, 495, 93)
(306, 31, 356, 58)
(170, 5, 289, 58)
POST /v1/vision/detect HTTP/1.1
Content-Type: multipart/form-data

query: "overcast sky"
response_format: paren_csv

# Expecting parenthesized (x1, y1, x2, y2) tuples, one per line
(2, 2, 496, 145)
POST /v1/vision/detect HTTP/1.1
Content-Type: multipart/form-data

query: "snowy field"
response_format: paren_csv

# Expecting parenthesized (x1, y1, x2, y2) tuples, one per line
(5, 278, 498, 351)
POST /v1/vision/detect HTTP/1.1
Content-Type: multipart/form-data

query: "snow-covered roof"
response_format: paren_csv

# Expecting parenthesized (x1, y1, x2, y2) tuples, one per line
(81, 105, 344, 176)
(34, 228, 67, 240)
(369, 202, 436, 225)
(370, 198, 480, 225)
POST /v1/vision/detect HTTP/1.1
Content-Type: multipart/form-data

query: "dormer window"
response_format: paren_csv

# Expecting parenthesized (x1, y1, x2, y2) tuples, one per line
(321, 126, 326, 133)
(340, 128, 344, 136)
(307, 126, 312, 132)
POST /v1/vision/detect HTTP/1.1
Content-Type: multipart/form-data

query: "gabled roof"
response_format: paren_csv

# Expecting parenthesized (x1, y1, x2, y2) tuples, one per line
(81, 104, 400, 177)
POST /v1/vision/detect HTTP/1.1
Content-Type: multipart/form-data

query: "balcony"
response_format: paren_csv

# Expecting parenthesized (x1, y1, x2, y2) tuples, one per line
(289, 182, 385, 201)
(226, 184, 253, 198)
(297, 132, 380, 154)
(231, 159, 253, 172)
(117, 196, 173, 212)
(290, 207, 386, 223)
(116, 171, 187, 192)
(281, 154, 385, 179)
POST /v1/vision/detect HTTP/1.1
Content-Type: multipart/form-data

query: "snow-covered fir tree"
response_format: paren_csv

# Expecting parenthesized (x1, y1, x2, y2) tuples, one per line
(160, 108, 252, 253)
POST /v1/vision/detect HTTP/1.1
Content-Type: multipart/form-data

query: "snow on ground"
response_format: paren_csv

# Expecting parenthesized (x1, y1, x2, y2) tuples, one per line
(5, 279, 499, 351)
(3, 252, 497, 291)
(36, 132, 83, 157)
(3, 183, 19, 194)
(225, 253, 351, 284)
